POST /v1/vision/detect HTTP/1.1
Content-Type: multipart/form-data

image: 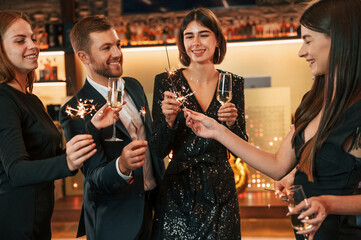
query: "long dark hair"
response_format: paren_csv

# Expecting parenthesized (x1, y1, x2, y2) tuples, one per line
(177, 8, 226, 66)
(0, 10, 36, 93)
(293, 0, 361, 181)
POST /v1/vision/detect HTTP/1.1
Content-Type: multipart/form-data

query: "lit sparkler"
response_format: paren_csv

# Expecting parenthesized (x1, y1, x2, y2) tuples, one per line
(165, 68, 177, 94)
(65, 98, 98, 119)
(176, 91, 196, 106)
(163, 42, 195, 108)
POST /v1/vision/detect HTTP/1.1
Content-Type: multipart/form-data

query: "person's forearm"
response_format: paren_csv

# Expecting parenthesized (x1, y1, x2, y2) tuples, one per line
(215, 124, 294, 180)
(320, 195, 361, 215)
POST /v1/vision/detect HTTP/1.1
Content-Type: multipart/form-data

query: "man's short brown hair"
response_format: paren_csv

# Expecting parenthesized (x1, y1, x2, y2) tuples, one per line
(70, 16, 113, 53)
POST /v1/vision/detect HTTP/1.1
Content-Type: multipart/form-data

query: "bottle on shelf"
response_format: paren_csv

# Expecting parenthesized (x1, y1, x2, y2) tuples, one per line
(239, 16, 246, 39)
(125, 22, 131, 46)
(232, 17, 241, 40)
(52, 58, 58, 81)
(256, 20, 264, 38)
(263, 18, 271, 38)
(280, 17, 288, 37)
(271, 19, 280, 38)
(142, 20, 150, 42)
(43, 58, 52, 81)
(162, 19, 169, 43)
(47, 22, 57, 48)
(38, 60, 45, 81)
(245, 16, 252, 39)
(251, 17, 257, 38)
(287, 17, 298, 37)
(226, 19, 234, 40)
(57, 23, 64, 47)
(37, 26, 49, 49)
(116, 21, 127, 46)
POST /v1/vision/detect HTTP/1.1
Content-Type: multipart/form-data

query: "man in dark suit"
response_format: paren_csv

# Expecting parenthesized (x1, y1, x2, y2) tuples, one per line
(59, 16, 164, 240)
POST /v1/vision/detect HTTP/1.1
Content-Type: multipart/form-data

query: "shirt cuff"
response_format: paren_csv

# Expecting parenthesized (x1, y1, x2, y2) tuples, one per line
(115, 157, 132, 181)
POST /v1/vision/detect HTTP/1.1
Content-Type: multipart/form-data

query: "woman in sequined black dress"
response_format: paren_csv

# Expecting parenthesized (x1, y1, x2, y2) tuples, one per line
(151, 8, 247, 240)
(184, 1, 361, 239)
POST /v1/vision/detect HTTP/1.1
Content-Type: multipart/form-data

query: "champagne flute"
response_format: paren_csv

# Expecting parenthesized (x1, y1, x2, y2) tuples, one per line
(217, 72, 232, 125)
(286, 185, 313, 240)
(105, 77, 123, 142)
(217, 72, 232, 106)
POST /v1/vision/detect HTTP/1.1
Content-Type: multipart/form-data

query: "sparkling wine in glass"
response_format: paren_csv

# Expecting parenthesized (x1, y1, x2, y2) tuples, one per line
(105, 77, 123, 142)
(217, 72, 232, 105)
(286, 185, 313, 240)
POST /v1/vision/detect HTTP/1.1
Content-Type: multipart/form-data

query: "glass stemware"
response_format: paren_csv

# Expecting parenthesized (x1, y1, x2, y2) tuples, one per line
(216, 72, 232, 106)
(286, 185, 313, 240)
(105, 77, 123, 142)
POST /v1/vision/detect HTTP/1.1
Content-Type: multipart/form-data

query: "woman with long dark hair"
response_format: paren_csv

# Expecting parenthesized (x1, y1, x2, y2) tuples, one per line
(184, 0, 361, 239)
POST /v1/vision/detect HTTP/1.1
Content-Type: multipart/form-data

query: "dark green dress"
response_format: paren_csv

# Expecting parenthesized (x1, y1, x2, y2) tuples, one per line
(294, 99, 361, 240)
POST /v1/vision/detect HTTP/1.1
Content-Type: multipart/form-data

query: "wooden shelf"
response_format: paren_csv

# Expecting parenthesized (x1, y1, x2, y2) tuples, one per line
(238, 191, 288, 219)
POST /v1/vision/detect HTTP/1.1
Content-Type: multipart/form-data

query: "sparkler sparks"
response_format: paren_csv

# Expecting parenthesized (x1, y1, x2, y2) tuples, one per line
(163, 41, 195, 108)
(65, 99, 98, 119)
(176, 91, 195, 105)
(163, 69, 195, 108)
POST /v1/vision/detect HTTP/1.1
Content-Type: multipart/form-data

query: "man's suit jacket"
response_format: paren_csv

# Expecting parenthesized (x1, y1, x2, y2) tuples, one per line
(59, 78, 165, 240)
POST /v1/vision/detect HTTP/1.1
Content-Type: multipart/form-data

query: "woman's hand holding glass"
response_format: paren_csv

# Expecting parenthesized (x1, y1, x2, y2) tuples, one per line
(162, 91, 182, 128)
(216, 72, 237, 127)
(289, 195, 328, 240)
(286, 185, 315, 240)
(217, 103, 238, 127)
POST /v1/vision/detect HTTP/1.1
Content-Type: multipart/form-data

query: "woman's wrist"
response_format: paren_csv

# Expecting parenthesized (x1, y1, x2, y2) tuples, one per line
(215, 123, 228, 142)
(317, 195, 332, 214)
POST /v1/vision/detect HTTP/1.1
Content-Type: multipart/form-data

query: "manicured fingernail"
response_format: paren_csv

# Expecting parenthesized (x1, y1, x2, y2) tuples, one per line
(298, 214, 304, 219)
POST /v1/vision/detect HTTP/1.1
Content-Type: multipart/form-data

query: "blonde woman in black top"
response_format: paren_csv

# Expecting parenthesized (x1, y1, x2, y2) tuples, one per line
(0, 10, 119, 239)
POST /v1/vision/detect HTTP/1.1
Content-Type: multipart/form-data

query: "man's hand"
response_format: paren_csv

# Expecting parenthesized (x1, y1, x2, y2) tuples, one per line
(91, 102, 123, 130)
(118, 140, 148, 175)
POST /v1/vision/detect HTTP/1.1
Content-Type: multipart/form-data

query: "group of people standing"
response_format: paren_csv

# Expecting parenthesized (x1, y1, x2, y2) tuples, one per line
(0, 0, 360, 240)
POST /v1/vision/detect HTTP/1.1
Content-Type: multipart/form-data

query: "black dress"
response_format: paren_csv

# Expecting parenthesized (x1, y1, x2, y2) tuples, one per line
(294, 98, 361, 240)
(0, 84, 74, 239)
(151, 69, 247, 239)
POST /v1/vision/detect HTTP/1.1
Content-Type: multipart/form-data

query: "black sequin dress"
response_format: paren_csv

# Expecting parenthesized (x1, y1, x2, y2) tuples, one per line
(151, 69, 247, 239)
(294, 98, 361, 240)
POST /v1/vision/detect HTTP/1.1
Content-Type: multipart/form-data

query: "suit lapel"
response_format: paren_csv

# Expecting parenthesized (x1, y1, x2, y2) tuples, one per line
(82, 80, 106, 106)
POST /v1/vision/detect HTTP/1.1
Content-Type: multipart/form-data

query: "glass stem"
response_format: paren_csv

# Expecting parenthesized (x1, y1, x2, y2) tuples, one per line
(112, 118, 116, 137)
